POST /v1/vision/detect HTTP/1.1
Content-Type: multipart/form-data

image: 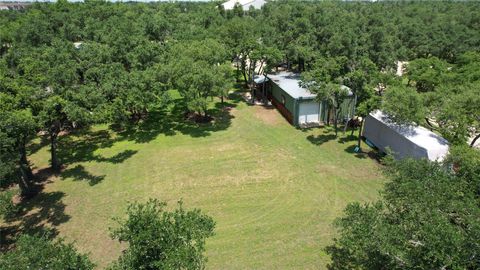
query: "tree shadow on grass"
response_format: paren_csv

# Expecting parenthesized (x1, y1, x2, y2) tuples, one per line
(1, 191, 69, 252)
(338, 135, 357, 144)
(95, 149, 138, 164)
(307, 134, 337, 145)
(344, 145, 367, 159)
(58, 131, 138, 166)
(53, 131, 138, 186)
(344, 144, 386, 162)
(117, 97, 236, 142)
(61, 165, 105, 186)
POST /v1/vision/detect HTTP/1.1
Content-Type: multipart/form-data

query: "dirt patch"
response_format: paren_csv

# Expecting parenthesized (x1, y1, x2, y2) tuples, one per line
(253, 105, 283, 126)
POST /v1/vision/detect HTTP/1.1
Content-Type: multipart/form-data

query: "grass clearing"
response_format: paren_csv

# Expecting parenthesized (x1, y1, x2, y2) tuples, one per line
(3, 92, 384, 269)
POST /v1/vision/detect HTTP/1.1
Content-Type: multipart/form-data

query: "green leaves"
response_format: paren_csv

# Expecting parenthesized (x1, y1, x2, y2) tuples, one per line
(165, 39, 231, 117)
(382, 85, 425, 124)
(109, 199, 215, 270)
(0, 189, 18, 219)
(406, 57, 451, 92)
(0, 234, 95, 270)
(329, 158, 480, 270)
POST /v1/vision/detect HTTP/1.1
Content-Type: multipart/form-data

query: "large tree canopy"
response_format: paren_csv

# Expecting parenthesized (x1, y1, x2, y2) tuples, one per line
(109, 199, 215, 270)
(0, 234, 95, 270)
(328, 154, 480, 270)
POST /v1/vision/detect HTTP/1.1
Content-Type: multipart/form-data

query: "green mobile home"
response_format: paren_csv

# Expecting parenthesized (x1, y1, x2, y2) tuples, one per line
(262, 72, 356, 127)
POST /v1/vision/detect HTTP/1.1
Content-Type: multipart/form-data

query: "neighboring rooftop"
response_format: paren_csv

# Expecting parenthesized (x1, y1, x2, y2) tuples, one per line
(73, 41, 83, 49)
(0, 2, 30, 10)
(370, 110, 449, 161)
(221, 0, 266, 11)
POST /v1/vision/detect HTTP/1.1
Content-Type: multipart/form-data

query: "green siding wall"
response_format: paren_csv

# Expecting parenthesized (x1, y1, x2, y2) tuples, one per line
(271, 83, 295, 114)
(269, 80, 356, 127)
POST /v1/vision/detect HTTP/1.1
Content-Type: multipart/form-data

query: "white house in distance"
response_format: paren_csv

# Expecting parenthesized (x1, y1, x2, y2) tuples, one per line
(221, 0, 266, 11)
(396, 61, 409, 76)
(363, 110, 449, 161)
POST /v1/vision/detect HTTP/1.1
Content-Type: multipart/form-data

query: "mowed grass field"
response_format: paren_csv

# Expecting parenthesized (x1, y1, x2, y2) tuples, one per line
(19, 93, 384, 269)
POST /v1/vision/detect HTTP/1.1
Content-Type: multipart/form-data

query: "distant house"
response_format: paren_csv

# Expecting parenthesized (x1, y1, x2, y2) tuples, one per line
(396, 61, 409, 76)
(0, 3, 30, 10)
(255, 72, 356, 127)
(221, 0, 266, 11)
(363, 110, 449, 161)
(73, 42, 83, 49)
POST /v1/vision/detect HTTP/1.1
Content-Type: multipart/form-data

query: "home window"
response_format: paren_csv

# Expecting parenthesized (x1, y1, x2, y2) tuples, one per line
(281, 95, 286, 105)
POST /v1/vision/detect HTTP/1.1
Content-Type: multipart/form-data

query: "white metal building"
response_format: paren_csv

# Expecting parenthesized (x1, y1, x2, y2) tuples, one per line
(221, 0, 266, 11)
(363, 110, 449, 161)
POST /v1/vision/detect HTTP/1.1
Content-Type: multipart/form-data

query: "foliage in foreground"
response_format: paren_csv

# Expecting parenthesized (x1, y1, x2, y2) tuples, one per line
(109, 199, 215, 270)
(0, 234, 95, 270)
(0, 189, 18, 219)
(327, 151, 480, 270)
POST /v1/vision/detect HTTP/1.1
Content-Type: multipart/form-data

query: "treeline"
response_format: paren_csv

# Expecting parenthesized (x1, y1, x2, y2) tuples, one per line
(260, 0, 480, 69)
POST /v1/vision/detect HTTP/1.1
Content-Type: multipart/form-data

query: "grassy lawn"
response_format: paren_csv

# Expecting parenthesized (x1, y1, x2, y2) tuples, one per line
(5, 92, 384, 269)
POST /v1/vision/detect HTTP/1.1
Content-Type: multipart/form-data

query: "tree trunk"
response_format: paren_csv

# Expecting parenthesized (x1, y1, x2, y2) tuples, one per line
(221, 95, 225, 108)
(242, 68, 248, 87)
(333, 107, 338, 137)
(236, 64, 240, 83)
(262, 75, 266, 104)
(18, 142, 35, 197)
(357, 118, 364, 149)
(343, 118, 349, 135)
(18, 170, 34, 197)
(50, 132, 60, 171)
(299, 58, 304, 72)
(20, 141, 33, 179)
(425, 117, 437, 131)
(326, 109, 330, 126)
(257, 61, 265, 76)
(470, 133, 480, 148)
(350, 119, 355, 136)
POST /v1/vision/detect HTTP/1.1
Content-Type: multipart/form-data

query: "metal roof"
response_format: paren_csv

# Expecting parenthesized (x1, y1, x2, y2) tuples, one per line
(253, 74, 269, 84)
(267, 72, 353, 100)
(267, 72, 316, 99)
(369, 110, 449, 161)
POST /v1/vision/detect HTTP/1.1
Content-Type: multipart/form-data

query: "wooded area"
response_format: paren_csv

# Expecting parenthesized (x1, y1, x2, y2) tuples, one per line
(0, 0, 479, 269)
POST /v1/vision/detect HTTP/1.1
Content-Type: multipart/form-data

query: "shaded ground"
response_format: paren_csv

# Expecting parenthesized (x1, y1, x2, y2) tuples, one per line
(2, 93, 384, 269)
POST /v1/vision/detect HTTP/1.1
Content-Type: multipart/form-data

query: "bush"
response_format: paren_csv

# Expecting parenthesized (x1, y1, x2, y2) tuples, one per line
(109, 199, 215, 270)
(0, 234, 94, 270)
(0, 189, 18, 220)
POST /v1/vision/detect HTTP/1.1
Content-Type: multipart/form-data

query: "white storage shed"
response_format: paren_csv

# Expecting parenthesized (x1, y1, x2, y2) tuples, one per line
(363, 110, 449, 161)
